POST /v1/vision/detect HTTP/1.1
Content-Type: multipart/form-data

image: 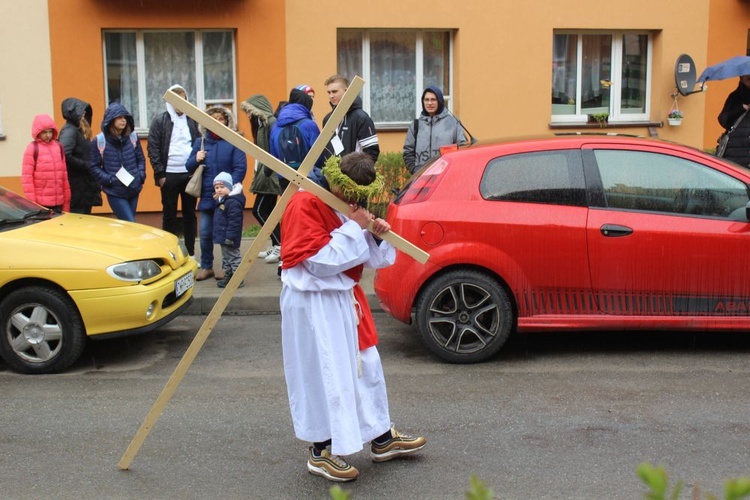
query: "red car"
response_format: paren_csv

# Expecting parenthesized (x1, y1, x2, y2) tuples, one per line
(374, 135, 750, 363)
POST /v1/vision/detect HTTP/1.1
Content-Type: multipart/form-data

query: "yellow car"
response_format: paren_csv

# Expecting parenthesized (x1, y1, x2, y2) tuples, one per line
(0, 186, 197, 374)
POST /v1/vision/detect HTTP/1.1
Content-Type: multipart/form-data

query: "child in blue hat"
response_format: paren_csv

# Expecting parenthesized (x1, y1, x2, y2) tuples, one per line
(212, 172, 246, 288)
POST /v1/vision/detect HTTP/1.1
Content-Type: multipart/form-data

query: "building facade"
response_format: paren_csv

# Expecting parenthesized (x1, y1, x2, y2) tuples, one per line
(1, 0, 749, 214)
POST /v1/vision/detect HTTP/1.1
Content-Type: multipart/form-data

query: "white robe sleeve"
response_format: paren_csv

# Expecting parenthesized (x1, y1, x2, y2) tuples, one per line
(283, 218, 393, 291)
(362, 232, 395, 269)
(303, 220, 370, 278)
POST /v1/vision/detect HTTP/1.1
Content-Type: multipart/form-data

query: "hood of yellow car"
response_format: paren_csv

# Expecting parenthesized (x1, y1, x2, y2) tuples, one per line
(0, 213, 186, 272)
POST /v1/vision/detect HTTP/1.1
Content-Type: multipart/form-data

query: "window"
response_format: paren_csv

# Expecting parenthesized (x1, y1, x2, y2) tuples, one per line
(337, 29, 453, 127)
(104, 30, 236, 131)
(480, 150, 586, 206)
(552, 32, 652, 124)
(594, 150, 749, 218)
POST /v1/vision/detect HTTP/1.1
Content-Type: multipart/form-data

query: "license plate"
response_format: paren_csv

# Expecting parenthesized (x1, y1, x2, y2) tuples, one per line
(175, 272, 194, 298)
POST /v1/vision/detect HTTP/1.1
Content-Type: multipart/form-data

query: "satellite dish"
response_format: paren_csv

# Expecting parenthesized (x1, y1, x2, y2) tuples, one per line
(675, 54, 698, 96)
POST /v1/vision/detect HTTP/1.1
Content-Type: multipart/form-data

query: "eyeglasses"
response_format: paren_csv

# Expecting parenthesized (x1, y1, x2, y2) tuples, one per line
(423, 98, 438, 103)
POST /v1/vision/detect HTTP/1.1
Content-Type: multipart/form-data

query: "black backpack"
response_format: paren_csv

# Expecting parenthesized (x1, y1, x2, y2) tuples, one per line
(277, 119, 305, 169)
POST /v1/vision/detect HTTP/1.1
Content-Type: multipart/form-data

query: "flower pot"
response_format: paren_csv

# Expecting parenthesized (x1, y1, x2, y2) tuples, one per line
(587, 114, 609, 127)
(668, 118, 682, 126)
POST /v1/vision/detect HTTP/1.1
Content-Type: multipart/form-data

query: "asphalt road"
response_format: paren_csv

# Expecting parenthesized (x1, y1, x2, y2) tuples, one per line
(2, 313, 750, 499)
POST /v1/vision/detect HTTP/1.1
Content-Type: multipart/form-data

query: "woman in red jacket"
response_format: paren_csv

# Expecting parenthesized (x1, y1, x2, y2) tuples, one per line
(22, 114, 71, 212)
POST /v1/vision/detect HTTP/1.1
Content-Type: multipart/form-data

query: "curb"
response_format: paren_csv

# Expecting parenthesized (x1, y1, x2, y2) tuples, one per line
(185, 237, 380, 315)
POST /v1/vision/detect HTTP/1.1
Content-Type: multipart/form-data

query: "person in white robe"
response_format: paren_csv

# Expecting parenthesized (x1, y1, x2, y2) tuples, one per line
(279, 152, 426, 482)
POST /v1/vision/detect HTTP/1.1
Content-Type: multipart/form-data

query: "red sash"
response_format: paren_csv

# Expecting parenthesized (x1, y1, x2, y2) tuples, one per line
(281, 191, 377, 349)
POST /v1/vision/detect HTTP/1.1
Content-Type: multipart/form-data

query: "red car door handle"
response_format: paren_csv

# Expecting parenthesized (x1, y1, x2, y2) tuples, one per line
(600, 224, 633, 237)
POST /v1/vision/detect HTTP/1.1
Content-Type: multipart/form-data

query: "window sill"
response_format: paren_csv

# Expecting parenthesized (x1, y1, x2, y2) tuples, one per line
(549, 121, 664, 129)
(376, 122, 410, 132)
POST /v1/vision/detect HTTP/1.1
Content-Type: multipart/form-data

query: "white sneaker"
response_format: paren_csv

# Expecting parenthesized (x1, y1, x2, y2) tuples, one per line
(258, 246, 273, 259)
(264, 245, 281, 263)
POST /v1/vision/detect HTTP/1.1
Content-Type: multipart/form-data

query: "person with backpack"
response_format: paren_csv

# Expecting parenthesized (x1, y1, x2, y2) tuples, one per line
(59, 98, 102, 214)
(88, 103, 145, 222)
(268, 88, 322, 269)
(21, 114, 71, 213)
(402, 86, 466, 174)
(270, 87, 322, 192)
(186, 106, 247, 281)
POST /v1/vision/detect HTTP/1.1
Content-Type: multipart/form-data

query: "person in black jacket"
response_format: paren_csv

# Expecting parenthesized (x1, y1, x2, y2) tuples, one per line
(718, 75, 750, 167)
(147, 84, 201, 257)
(321, 75, 380, 164)
(59, 98, 101, 214)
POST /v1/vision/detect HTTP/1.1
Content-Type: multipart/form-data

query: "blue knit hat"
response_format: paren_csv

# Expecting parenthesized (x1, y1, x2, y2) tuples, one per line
(213, 172, 233, 190)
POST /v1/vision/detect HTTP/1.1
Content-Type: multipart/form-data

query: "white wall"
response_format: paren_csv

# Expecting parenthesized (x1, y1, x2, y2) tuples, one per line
(0, 0, 53, 179)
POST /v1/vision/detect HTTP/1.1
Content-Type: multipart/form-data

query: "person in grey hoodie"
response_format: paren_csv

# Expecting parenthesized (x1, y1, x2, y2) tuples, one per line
(402, 86, 466, 174)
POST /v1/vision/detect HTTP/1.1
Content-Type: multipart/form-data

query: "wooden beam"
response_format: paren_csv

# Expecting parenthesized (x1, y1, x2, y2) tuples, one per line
(163, 82, 429, 264)
(118, 77, 428, 471)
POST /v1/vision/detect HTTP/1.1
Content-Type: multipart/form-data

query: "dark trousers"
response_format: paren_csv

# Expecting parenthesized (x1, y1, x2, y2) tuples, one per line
(161, 172, 197, 255)
(251, 193, 281, 246)
(69, 205, 92, 214)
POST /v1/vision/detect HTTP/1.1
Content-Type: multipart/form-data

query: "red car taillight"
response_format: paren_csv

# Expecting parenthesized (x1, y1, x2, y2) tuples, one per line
(396, 158, 449, 206)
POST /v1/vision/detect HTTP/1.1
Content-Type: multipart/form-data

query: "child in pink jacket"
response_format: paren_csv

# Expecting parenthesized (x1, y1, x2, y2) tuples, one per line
(22, 114, 71, 212)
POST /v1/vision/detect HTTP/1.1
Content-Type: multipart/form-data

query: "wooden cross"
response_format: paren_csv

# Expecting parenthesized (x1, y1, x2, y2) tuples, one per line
(118, 76, 429, 470)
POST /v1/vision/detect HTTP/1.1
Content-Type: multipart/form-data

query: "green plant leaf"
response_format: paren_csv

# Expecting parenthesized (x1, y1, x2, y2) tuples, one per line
(725, 477, 750, 500)
(466, 475, 494, 500)
(669, 480, 682, 500)
(637, 462, 668, 497)
(329, 485, 351, 500)
(241, 224, 261, 238)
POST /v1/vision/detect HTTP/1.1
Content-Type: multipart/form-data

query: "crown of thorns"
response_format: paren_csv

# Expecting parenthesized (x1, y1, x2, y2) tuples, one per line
(322, 156, 384, 201)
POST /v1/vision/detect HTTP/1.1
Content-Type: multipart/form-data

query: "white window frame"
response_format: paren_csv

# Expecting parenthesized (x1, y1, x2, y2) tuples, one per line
(102, 29, 237, 131)
(343, 29, 455, 129)
(551, 31, 653, 124)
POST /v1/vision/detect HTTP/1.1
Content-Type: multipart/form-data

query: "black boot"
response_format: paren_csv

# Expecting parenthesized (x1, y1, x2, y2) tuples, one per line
(217, 271, 233, 288)
(217, 271, 244, 288)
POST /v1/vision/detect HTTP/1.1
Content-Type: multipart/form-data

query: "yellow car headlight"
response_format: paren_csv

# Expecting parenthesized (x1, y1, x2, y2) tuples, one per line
(107, 260, 162, 281)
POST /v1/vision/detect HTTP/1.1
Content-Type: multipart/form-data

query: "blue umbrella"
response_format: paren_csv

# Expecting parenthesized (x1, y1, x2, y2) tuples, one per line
(698, 55, 750, 82)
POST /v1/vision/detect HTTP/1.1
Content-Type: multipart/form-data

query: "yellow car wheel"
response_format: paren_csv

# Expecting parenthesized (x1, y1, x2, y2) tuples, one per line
(0, 287, 86, 374)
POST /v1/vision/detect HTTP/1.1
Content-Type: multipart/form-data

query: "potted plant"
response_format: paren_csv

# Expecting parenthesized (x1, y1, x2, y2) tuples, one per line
(668, 110, 683, 126)
(587, 112, 609, 127)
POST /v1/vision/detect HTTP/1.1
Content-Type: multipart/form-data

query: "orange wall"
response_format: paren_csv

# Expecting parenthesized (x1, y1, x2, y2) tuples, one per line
(47, 0, 286, 213)
(704, 0, 750, 148)
(286, 0, 714, 153)
(9, 1, 750, 213)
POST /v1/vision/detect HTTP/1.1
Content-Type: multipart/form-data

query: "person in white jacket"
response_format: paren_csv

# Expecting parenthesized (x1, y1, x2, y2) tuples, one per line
(279, 152, 426, 483)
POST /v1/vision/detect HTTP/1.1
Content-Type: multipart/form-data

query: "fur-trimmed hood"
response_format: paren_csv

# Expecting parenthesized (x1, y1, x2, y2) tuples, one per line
(201, 105, 237, 134)
(241, 95, 275, 126)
